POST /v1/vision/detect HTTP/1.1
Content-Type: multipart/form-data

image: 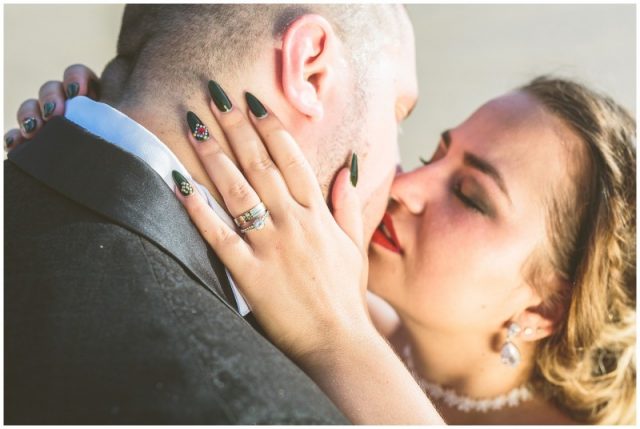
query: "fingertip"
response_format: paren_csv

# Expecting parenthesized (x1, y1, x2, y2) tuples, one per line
(173, 184, 183, 200)
(4, 129, 23, 152)
(245, 91, 269, 120)
(64, 64, 98, 98)
(331, 167, 364, 248)
(173, 182, 203, 213)
(65, 81, 81, 99)
(38, 81, 66, 120)
(331, 167, 356, 210)
(41, 99, 62, 121)
(186, 110, 213, 145)
(17, 99, 44, 139)
(207, 79, 234, 115)
(350, 153, 359, 188)
(19, 116, 41, 139)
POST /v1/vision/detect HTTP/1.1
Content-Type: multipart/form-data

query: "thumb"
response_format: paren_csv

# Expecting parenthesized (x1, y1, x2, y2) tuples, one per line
(331, 166, 365, 251)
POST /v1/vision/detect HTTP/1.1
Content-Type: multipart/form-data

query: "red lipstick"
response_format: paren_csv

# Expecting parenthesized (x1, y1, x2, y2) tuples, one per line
(372, 212, 402, 254)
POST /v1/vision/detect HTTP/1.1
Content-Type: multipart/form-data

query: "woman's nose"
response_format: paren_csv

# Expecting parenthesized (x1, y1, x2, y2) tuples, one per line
(389, 167, 429, 215)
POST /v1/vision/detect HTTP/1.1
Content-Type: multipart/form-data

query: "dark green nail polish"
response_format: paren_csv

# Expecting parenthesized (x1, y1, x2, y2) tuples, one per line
(5, 136, 14, 149)
(208, 80, 232, 112)
(186, 111, 210, 141)
(245, 92, 268, 119)
(350, 153, 359, 187)
(22, 117, 37, 134)
(172, 170, 194, 196)
(67, 82, 79, 98)
(43, 101, 56, 118)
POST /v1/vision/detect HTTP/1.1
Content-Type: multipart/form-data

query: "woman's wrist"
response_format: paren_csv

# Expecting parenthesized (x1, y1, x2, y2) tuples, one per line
(295, 315, 385, 373)
(294, 316, 444, 424)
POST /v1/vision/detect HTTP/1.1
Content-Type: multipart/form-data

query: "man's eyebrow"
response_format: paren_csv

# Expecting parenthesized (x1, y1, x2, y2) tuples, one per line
(441, 129, 512, 205)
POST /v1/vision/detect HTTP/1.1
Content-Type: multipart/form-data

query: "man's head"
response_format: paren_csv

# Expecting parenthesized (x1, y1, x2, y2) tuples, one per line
(101, 4, 418, 241)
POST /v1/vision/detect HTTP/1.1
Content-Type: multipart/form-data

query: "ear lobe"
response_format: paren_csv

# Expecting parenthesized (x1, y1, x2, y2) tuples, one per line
(517, 277, 571, 342)
(281, 14, 340, 120)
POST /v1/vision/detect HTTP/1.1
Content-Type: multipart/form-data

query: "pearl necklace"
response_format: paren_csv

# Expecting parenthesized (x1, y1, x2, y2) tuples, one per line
(402, 345, 533, 413)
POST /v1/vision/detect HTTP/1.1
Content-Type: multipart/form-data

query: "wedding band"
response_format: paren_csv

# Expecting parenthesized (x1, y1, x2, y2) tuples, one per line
(239, 210, 270, 233)
(233, 202, 268, 227)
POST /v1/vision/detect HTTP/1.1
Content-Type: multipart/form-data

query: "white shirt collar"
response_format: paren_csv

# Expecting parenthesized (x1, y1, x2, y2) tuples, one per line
(64, 96, 250, 316)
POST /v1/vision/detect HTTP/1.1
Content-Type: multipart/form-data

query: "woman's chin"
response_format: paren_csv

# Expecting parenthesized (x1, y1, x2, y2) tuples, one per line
(367, 262, 401, 301)
(367, 249, 398, 302)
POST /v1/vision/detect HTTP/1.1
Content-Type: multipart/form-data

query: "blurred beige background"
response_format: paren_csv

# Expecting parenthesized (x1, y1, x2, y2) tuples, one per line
(4, 4, 635, 168)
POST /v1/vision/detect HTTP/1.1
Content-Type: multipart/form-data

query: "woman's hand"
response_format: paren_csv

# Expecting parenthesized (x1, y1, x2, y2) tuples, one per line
(4, 64, 99, 151)
(177, 87, 444, 425)
(175, 90, 370, 361)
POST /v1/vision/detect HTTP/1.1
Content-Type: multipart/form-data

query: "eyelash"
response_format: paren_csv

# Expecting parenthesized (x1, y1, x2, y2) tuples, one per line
(419, 155, 485, 215)
(453, 181, 485, 214)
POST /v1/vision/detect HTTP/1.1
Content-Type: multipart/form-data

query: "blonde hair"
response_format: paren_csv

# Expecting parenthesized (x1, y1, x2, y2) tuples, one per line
(521, 77, 636, 424)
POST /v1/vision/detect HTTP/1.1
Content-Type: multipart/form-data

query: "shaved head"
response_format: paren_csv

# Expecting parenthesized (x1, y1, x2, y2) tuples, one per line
(102, 4, 405, 106)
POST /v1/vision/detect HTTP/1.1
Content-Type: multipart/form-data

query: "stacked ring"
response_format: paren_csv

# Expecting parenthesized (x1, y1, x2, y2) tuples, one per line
(234, 202, 270, 233)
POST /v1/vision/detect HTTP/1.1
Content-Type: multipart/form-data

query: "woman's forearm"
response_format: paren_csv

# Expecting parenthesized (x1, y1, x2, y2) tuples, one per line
(297, 324, 445, 425)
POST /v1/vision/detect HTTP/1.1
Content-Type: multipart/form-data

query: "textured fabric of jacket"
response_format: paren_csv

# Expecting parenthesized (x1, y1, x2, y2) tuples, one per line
(4, 117, 348, 424)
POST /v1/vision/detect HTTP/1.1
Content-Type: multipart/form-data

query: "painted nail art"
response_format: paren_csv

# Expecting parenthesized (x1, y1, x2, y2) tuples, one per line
(22, 117, 37, 134)
(43, 101, 56, 118)
(186, 111, 210, 141)
(350, 153, 359, 187)
(208, 80, 233, 112)
(67, 82, 79, 98)
(172, 170, 194, 196)
(5, 136, 14, 149)
(245, 92, 268, 119)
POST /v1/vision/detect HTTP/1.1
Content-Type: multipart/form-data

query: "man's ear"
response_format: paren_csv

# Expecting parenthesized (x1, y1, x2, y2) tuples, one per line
(515, 275, 571, 342)
(280, 14, 342, 121)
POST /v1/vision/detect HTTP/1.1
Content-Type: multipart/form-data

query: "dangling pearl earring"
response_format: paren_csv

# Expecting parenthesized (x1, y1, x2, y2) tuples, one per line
(500, 322, 521, 367)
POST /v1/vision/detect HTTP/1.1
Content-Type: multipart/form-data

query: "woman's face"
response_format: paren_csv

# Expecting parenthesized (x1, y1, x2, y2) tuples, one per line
(368, 91, 574, 334)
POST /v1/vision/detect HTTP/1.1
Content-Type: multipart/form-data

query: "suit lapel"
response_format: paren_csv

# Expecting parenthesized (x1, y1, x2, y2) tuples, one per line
(9, 117, 239, 316)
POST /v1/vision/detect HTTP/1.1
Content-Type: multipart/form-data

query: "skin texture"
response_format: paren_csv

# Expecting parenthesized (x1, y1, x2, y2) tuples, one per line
(368, 91, 576, 423)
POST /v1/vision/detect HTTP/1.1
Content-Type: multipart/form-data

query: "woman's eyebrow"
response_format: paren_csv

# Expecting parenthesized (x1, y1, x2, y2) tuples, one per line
(441, 129, 512, 205)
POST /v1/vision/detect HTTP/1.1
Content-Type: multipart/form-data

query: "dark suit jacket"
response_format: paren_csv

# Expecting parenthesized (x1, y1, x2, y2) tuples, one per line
(4, 117, 348, 424)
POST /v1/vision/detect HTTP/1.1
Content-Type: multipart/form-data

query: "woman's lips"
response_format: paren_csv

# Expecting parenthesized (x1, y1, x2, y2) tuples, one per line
(372, 212, 402, 254)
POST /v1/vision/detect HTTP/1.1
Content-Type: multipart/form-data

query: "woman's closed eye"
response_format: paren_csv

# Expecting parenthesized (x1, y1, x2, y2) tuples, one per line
(453, 180, 486, 215)
(420, 139, 493, 217)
